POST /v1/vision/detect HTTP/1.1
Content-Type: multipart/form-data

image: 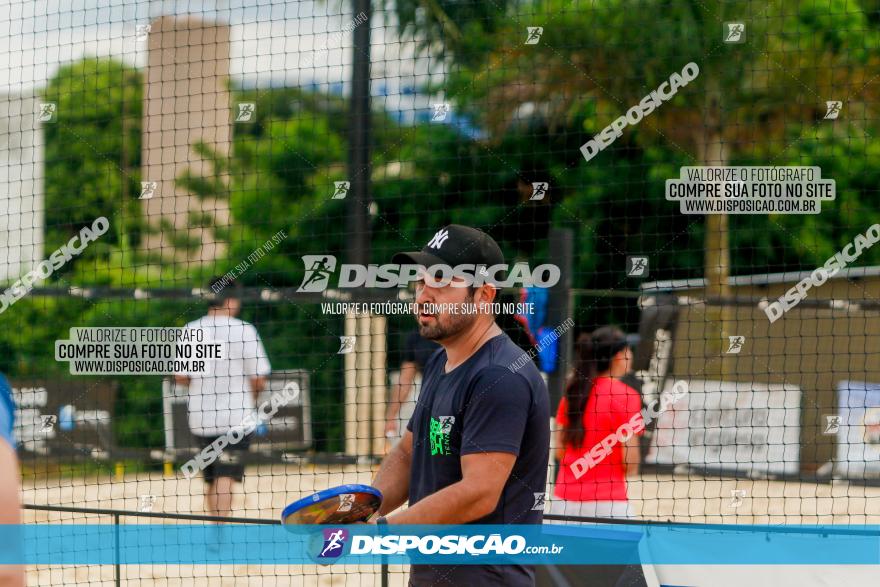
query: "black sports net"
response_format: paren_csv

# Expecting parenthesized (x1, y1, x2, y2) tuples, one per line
(3, 0, 880, 585)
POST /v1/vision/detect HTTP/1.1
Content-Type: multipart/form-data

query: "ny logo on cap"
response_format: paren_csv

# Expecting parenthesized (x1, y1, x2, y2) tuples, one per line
(427, 228, 450, 250)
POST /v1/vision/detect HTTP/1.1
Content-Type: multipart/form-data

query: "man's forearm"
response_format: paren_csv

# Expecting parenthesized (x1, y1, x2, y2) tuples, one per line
(386, 364, 416, 423)
(372, 440, 412, 515)
(250, 376, 267, 401)
(384, 479, 491, 525)
(385, 384, 404, 421)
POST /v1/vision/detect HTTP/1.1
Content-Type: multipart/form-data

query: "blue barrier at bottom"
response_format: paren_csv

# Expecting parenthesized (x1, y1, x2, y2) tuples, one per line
(2, 523, 879, 566)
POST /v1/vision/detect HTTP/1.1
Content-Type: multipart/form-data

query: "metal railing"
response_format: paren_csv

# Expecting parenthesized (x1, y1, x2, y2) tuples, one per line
(23, 503, 391, 587)
(22, 502, 648, 586)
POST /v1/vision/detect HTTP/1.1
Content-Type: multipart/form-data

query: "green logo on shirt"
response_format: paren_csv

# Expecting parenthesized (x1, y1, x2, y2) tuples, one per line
(429, 416, 455, 456)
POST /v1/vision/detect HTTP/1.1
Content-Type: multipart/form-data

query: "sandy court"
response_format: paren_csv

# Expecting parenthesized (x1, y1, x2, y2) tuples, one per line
(23, 463, 403, 586)
(21, 466, 880, 585)
(629, 473, 880, 525)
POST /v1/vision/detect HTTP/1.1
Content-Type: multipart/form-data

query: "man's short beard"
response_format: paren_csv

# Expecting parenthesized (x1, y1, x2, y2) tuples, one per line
(418, 312, 475, 340)
(417, 293, 477, 341)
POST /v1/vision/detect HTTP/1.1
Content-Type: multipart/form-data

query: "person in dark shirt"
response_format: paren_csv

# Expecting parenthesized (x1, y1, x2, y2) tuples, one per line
(384, 331, 441, 446)
(370, 225, 550, 587)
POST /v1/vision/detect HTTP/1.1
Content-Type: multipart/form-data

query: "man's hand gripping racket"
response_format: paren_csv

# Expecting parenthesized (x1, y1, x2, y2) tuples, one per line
(280, 484, 383, 525)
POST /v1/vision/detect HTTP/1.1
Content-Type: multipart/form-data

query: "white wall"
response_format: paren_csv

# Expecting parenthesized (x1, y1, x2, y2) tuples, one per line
(0, 93, 44, 282)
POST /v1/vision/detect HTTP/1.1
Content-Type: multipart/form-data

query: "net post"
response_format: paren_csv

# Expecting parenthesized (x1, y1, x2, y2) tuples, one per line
(546, 228, 574, 407)
(114, 512, 120, 587)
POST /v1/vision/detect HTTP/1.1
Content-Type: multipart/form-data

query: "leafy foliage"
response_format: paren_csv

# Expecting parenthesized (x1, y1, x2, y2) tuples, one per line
(14, 1, 880, 450)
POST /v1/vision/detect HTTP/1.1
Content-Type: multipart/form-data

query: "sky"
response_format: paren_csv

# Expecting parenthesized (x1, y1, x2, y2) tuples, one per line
(0, 0, 461, 126)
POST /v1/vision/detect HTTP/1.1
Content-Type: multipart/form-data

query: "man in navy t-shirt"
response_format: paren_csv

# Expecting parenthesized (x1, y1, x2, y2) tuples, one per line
(370, 225, 550, 586)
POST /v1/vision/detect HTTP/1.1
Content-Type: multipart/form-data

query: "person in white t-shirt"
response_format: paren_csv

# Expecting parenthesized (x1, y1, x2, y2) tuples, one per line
(173, 278, 271, 523)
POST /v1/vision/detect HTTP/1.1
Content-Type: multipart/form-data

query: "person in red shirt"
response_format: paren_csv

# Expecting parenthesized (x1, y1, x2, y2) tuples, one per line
(550, 326, 643, 519)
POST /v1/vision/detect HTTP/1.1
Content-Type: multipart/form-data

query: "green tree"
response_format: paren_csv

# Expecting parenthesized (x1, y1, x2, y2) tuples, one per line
(402, 0, 880, 372)
(43, 58, 143, 270)
(176, 109, 348, 284)
(379, 0, 514, 67)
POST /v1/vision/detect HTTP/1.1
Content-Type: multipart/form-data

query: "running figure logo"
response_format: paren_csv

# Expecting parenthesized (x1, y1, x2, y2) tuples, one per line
(823, 415, 841, 435)
(39, 415, 57, 432)
(138, 495, 156, 513)
(337, 494, 355, 512)
(38, 103, 57, 122)
(431, 103, 450, 122)
(139, 181, 157, 200)
(724, 22, 745, 43)
(297, 255, 338, 292)
(429, 416, 455, 456)
(626, 256, 648, 277)
(729, 489, 747, 508)
(524, 27, 543, 45)
(331, 181, 350, 199)
(236, 103, 256, 122)
(532, 492, 546, 510)
(530, 182, 548, 201)
(318, 528, 349, 559)
(726, 336, 745, 354)
(824, 101, 843, 120)
(337, 336, 356, 355)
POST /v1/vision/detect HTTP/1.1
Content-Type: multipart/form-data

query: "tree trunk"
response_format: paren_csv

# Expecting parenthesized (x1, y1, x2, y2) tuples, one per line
(695, 86, 732, 378)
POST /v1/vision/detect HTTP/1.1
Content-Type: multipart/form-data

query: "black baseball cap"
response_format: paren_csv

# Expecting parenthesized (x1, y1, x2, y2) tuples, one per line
(392, 224, 506, 284)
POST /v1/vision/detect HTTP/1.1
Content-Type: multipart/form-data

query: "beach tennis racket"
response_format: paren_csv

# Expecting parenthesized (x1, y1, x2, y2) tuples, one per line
(280, 484, 383, 525)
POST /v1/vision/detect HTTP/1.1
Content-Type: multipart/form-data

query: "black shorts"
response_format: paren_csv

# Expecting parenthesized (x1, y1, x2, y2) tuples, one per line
(193, 433, 253, 484)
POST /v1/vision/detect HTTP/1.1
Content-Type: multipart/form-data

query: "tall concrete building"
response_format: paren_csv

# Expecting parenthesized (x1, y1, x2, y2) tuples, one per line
(0, 94, 44, 282)
(140, 16, 232, 264)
